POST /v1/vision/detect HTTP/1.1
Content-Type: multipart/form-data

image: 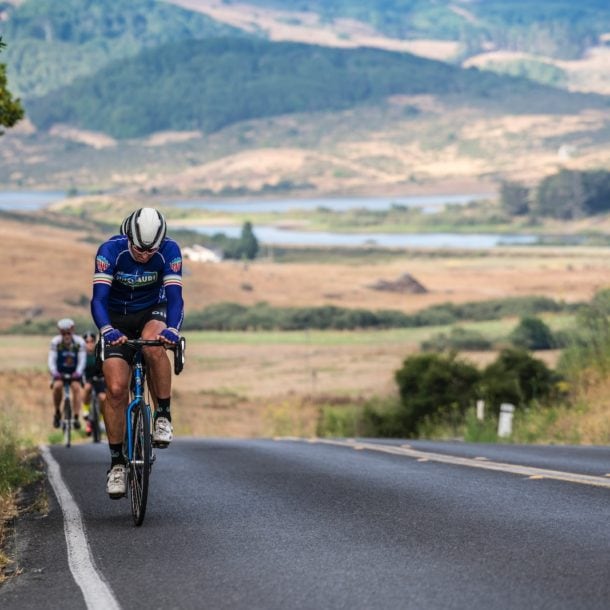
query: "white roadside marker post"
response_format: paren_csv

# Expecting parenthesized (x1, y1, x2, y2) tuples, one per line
(497, 403, 515, 438)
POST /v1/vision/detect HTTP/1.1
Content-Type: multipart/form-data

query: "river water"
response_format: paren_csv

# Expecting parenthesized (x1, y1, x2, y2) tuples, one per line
(1, 190, 540, 249)
(170, 192, 493, 213)
(170, 192, 540, 248)
(0, 190, 66, 211)
(185, 224, 538, 249)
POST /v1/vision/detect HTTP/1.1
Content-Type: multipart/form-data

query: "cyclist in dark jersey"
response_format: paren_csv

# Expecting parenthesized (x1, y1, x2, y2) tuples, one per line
(82, 330, 107, 436)
(90, 207, 184, 498)
(48, 318, 86, 429)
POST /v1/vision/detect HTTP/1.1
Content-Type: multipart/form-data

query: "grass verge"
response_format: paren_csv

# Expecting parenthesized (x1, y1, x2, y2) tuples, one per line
(0, 418, 43, 584)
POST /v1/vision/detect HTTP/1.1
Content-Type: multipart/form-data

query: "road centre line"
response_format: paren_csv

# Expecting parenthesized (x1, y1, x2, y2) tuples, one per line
(288, 438, 610, 489)
(41, 446, 121, 610)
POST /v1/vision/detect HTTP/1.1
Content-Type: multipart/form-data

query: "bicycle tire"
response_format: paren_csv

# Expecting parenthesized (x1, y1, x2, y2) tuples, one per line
(90, 393, 102, 443)
(63, 396, 72, 448)
(129, 401, 151, 526)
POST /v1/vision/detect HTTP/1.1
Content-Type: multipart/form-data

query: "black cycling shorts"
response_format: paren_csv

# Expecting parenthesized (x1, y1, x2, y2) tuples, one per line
(103, 303, 167, 362)
(88, 376, 107, 394)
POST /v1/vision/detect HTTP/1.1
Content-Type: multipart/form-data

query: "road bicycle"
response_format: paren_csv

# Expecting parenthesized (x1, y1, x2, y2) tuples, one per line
(87, 375, 104, 443)
(102, 336, 185, 526)
(60, 374, 74, 448)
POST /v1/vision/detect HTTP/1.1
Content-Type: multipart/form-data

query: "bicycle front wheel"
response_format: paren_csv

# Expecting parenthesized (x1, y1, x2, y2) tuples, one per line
(129, 401, 151, 526)
(63, 397, 72, 448)
(90, 394, 102, 443)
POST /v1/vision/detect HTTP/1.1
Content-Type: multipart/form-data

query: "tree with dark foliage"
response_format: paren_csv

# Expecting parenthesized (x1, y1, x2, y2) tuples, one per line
(0, 37, 24, 135)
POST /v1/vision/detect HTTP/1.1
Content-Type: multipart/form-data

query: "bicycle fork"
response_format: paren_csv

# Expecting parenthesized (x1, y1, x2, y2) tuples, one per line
(125, 401, 154, 465)
(125, 364, 155, 468)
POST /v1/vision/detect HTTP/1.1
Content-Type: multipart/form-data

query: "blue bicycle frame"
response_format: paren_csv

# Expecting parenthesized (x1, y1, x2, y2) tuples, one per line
(124, 349, 150, 464)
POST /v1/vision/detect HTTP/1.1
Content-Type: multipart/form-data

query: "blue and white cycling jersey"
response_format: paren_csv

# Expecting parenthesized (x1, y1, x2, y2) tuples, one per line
(91, 234, 184, 332)
(48, 335, 86, 377)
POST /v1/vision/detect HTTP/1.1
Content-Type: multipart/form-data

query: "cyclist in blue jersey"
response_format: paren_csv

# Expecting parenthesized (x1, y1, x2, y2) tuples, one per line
(91, 207, 184, 498)
(48, 318, 86, 429)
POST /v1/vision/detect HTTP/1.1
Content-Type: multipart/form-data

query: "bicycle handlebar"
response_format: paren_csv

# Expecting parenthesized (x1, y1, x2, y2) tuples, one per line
(124, 338, 176, 349)
(100, 335, 186, 375)
(59, 373, 83, 388)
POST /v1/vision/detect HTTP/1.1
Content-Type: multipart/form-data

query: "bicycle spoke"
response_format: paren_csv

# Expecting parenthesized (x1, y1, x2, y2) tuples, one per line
(91, 395, 102, 443)
(63, 397, 72, 448)
(128, 402, 150, 526)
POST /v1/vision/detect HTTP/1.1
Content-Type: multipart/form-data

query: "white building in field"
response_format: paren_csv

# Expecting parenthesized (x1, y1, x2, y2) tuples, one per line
(183, 244, 223, 263)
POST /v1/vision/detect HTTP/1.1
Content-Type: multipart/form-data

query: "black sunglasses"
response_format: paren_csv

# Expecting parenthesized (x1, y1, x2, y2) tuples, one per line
(131, 243, 159, 254)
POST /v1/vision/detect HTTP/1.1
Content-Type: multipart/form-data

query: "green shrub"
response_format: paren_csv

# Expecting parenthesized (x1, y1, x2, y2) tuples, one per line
(480, 348, 556, 413)
(316, 405, 363, 437)
(416, 402, 465, 440)
(556, 290, 610, 378)
(360, 399, 406, 437)
(5, 315, 94, 335)
(394, 352, 481, 437)
(500, 180, 530, 215)
(533, 169, 610, 219)
(463, 409, 499, 442)
(509, 316, 555, 350)
(178, 295, 571, 332)
(421, 327, 493, 351)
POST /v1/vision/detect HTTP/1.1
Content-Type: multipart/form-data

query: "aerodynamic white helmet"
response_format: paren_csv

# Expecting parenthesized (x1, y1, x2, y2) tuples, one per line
(122, 207, 166, 251)
(57, 318, 75, 331)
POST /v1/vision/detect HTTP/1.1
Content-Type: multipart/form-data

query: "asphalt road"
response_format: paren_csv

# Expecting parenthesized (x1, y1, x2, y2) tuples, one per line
(1, 439, 609, 609)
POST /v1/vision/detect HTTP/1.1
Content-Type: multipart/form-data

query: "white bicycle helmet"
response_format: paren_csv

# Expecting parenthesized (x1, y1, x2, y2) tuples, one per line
(57, 318, 75, 331)
(121, 207, 166, 251)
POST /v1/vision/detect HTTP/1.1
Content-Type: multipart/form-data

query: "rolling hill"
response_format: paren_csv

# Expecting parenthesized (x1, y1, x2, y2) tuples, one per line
(25, 36, 608, 140)
(3, 0, 610, 195)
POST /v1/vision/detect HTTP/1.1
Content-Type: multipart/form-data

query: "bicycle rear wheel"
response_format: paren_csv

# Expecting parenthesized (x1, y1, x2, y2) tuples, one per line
(129, 401, 151, 526)
(63, 397, 72, 448)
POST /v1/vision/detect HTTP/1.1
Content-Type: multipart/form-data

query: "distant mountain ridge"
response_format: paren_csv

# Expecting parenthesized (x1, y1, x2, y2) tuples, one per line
(25, 36, 607, 139)
(4, 0, 610, 101)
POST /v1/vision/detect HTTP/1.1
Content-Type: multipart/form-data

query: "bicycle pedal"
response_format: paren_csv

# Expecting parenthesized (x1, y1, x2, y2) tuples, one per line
(152, 441, 169, 449)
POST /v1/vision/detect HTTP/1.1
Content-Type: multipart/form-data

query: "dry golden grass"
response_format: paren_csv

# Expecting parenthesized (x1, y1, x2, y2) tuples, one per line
(0, 217, 609, 441)
(0, 494, 18, 584)
(3, 217, 610, 329)
(0, 336, 413, 442)
(464, 47, 610, 95)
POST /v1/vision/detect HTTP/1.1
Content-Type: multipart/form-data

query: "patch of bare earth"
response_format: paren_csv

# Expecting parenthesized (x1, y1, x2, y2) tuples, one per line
(463, 47, 610, 95)
(152, 148, 309, 193)
(166, 0, 459, 60)
(144, 131, 203, 147)
(48, 125, 117, 149)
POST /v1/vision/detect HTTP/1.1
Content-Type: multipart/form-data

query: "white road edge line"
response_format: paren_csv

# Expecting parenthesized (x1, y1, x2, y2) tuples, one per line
(40, 445, 121, 610)
(284, 438, 610, 489)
